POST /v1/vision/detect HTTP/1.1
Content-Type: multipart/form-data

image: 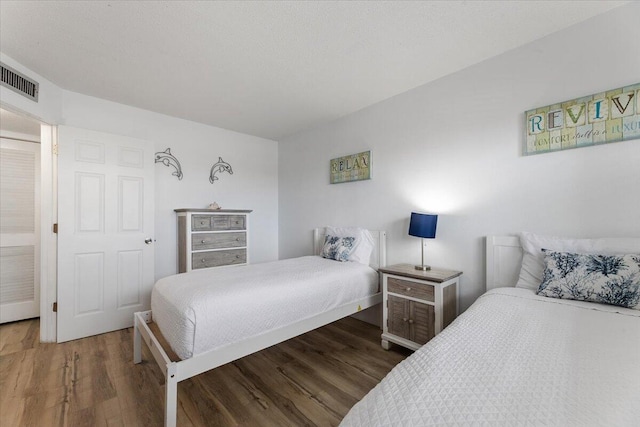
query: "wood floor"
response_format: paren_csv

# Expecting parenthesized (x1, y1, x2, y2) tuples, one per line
(0, 317, 411, 426)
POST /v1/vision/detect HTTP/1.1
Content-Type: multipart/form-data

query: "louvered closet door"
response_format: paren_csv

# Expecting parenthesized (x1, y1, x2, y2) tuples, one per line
(0, 138, 40, 323)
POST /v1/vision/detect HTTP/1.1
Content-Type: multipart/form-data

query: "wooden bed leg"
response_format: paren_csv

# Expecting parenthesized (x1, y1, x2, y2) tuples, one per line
(133, 314, 142, 364)
(165, 363, 178, 427)
(381, 339, 391, 350)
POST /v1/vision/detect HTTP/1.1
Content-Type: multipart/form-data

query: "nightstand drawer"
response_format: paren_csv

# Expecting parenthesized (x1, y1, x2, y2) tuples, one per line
(192, 232, 246, 250)
(388, 277, 434, 302)
(192, 249, 246, 269)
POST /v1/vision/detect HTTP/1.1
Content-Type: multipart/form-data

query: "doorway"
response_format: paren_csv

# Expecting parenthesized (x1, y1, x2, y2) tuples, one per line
(0, 108, 42, 323)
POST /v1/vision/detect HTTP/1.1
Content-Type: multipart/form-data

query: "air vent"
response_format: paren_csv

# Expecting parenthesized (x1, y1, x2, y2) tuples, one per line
(0, 62, 39, 102)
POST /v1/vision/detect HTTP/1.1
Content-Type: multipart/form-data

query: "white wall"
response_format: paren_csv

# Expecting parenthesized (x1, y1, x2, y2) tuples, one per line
(0, 53, 63, 125)
(0, 55, 279, 282)
(279, 3, 640, 311)
(61, 91, 279, 281)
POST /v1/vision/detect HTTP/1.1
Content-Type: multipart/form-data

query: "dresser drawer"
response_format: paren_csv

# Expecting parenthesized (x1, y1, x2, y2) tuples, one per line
(225, 215, 246, 230)
(192, 249, 246, 269)
(191, 215, 246, 231)
(387, 277, 434, 302)
(192, 215, 213, 231)
(192, 232, 246, 250)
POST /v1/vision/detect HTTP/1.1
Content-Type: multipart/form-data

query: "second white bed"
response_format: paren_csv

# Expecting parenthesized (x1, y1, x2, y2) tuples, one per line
(340, 287, 640, 426)
(152, 255, 379, 360)
(340, 234, 640, 426)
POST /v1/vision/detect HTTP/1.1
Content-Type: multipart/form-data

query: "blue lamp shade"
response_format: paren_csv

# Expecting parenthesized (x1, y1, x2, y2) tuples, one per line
(408, 212, 438, 239)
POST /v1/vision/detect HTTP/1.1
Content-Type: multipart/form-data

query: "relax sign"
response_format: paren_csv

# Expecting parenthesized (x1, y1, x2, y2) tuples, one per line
(525, 83, 639, 155)
(330, 151, 371, 184)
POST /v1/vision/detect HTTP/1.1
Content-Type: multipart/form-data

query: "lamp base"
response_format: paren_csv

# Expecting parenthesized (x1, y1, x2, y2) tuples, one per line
(414, 265, 431, 271)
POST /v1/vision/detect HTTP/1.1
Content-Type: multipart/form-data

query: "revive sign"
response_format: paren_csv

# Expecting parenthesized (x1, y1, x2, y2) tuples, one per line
(525, 83, 639, 155)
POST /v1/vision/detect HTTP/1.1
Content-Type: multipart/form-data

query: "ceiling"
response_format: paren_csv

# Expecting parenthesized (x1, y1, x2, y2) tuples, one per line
(0, 1, 627, 140)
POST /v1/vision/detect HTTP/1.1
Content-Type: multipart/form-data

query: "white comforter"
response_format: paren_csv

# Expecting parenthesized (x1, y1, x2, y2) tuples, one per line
(341, 287, 640, 426)
(151, 256, 378, 360)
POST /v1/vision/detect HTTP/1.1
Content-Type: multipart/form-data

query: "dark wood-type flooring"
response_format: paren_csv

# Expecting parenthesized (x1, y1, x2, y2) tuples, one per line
(0, 317, 411, 426)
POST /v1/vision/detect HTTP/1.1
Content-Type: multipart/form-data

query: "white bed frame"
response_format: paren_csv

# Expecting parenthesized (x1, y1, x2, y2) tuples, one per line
(133, 228, 386, 427)
(485, 235, 523, 290)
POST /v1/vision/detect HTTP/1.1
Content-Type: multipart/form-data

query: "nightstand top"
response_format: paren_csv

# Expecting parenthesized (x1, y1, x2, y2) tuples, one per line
(379, 264, 462, 283)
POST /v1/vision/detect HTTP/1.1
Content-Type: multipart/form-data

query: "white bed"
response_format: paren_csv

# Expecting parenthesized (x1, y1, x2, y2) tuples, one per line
(133, 228, 386, 427)
(152, 255, 379, 360)
(340, 235, 640, 426)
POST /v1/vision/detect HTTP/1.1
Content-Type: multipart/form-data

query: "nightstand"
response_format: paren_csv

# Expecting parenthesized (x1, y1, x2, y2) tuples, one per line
(380, 264, 462, 351)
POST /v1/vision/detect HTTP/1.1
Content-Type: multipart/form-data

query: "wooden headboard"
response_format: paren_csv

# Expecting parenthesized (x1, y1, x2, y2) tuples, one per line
(313, 228, 387, 271)
(486, 235, 523, 291)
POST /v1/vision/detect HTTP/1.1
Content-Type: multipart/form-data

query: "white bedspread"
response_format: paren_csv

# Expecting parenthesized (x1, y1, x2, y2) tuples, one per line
(151, 256, 378, 360)
(341, 287, 640, 426)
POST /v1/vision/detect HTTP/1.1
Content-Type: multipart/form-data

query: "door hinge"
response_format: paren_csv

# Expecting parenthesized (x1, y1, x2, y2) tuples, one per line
(53, 223, 58, 234)
(52, 302, 57, 312)
(52, 144, 58, 155)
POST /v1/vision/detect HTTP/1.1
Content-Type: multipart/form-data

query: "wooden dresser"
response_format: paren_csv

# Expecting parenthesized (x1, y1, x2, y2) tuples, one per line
(175, 209, 252, 273)
(379, 264, 462, 351)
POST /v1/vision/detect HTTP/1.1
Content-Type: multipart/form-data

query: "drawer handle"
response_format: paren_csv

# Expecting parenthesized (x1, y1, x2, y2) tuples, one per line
(408, 319, 414, 324)
(201, 240, 206, 244)
(402, 318, 408, 322)
(406, 287, 412, 291)
(235, 238, 240, 242)
(201, 259, 206, 263)
(235, 255, 240, 259)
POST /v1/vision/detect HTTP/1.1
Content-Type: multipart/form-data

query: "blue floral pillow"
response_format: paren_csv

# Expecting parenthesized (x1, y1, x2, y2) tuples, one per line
(321, 235, 356, 262)
(537, 249, 640, 310)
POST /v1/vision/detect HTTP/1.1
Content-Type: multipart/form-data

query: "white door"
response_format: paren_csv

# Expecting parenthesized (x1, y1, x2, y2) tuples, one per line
(57, 126, 154, 342)
(0, 138, 40, 323)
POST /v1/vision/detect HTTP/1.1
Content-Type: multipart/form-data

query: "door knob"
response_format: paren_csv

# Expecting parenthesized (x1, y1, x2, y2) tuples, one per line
(145, 238, 154, 244)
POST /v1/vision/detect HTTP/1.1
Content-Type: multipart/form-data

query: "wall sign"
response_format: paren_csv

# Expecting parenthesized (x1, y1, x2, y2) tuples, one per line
(330, 150, 371, 184)
(525, 83, 639, 155)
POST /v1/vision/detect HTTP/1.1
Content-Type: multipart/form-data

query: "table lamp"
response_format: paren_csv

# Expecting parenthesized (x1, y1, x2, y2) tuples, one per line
(408, 212, 438, 271)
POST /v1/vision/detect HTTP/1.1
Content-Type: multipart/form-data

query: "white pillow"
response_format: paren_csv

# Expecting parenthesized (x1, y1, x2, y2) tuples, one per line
(516, 231, 640, 291)
(324, 226, 375, 265)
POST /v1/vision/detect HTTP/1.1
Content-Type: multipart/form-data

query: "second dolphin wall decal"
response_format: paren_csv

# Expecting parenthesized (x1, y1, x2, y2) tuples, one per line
(209, 157, 233, 183)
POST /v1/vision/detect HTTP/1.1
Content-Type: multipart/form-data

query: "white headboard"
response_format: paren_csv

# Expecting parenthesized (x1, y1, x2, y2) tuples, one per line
(486, 235, 523, 291)
(313, 228, 387, 270)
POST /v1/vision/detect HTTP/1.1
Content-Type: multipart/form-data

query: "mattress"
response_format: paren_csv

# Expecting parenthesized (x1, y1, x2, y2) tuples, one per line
(340, 287, 640, 426)
(151, 255, 379, 360)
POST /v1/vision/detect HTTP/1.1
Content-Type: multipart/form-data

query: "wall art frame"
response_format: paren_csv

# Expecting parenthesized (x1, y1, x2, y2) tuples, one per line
(524, 83, 639, 155)
(330, 150, 371, 184)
